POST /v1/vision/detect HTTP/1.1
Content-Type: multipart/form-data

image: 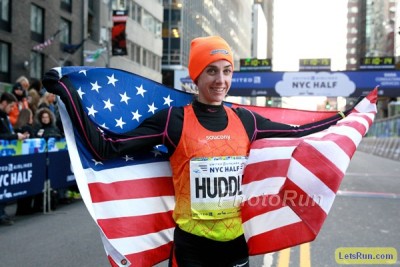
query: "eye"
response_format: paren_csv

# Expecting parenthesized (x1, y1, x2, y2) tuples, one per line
(223, 69, 232, 75)
(206, 68, 217, 75)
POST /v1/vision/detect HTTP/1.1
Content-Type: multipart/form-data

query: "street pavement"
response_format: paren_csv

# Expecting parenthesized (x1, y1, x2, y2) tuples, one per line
(1, 150, 399, 267)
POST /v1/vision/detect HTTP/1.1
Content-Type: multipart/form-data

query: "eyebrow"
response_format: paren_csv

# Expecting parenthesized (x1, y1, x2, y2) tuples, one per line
(207, 64, 232, 69)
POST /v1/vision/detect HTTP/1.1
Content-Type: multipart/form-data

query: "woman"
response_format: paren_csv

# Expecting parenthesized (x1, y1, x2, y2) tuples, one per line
(8, 82, 29, 127)
(14, 108, 34, 137)
(43, 36, 350, 267)
(33, 107, 63, 139)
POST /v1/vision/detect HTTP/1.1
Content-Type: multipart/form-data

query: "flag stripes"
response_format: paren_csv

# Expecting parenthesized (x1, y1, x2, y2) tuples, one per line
(241, 93, 377, 256)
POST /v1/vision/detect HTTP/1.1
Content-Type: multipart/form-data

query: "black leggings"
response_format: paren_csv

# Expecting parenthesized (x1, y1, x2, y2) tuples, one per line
(169, 227, 249, 267)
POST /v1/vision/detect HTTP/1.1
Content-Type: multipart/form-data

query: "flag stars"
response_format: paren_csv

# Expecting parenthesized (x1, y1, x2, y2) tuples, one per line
(131, 109, 142, 122)
(115, 117, 126, 129)
(107, 74, 118, 86)
(163, 95, 173, 106)
(147, 102, 158, 114)
(87, 105, 98, 117)
(92, 159, 103, 165)
(91, 81, 102, 93)
(136, 84, 146, 97)
(123, 155, 134, 161)
(79, 70, 87, 76)
(151, 149, 162, 157)
(120, 92, 131, 104)
(77, 87, 85, 99)
(103, 99, 114, 111)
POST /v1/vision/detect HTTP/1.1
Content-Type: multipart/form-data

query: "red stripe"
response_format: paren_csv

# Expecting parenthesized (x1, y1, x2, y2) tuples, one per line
(89, 176, 174, 202)
(336, 119, 369, 136)
(243, 159, 290, 185)
(98, 211, 176, 238)
(282, 179, 328, 232)
(306, 132, 356, 158)
(124, 241, 173, 267)
(241, 194, 287, 222)
(232, 104, 337, 125)
(247, 221, 315, 255)
(366, 88, 378, 103)
(291, 141, 345, 192)
(108, 241, 173, 267)
(250, 138, 301, 149)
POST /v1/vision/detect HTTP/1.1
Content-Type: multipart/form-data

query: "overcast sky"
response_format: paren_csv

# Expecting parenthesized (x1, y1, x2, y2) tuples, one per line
(273, 0, 348, 71)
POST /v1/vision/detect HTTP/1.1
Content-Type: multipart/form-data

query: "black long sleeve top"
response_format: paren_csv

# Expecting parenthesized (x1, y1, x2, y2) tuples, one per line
(43, 70, 346, 161)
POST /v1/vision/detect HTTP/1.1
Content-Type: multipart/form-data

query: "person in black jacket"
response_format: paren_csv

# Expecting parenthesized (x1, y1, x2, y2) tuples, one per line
(0, 92, 30, 226)
(33, 107, 63, 139)
(0, 92, 30, 141)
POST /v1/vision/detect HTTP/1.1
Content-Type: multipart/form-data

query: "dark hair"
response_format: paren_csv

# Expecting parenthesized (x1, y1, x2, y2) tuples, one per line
(0, 92, 17, 103)
(13, 82, 23, 90)
(15, 108, 33, 129)
(29, 78, 42, 93)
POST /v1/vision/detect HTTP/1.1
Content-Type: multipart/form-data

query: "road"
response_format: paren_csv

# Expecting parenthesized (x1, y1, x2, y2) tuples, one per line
(1, 150, 399, 267)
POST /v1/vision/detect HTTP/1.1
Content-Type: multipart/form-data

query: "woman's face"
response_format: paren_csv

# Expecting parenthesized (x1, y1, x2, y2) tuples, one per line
(196, 60, 233, 105)
(41, 112, 51, 124)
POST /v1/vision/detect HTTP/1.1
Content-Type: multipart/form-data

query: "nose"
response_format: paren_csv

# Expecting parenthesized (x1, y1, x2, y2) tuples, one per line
(215, 70, 225, 83)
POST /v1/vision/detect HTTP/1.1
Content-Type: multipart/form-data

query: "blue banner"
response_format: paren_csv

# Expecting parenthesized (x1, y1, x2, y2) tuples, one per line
(179, 70, 400, 97)
(0, 154, 46, 203)
(228, 70, 400, 97)
(0, 138, 76, 203)
(48, 150, 75, 190)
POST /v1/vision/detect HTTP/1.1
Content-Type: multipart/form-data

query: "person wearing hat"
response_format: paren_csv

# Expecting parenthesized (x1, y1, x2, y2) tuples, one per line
(42, 36, 352, 266)
(8, 82, 29, 127)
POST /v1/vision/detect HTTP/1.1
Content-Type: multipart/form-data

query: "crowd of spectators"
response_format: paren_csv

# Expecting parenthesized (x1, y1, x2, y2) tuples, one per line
(0, 76, 78, 226)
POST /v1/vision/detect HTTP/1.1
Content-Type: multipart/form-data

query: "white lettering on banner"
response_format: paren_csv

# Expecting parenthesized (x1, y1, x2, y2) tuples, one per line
(275, 72, 355, 96)
(0, 174, 9, 186)
(292, 81, 337, 89)
(0, 171, 32, 188)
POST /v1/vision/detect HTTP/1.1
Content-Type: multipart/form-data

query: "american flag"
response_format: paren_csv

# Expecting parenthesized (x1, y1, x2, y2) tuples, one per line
(54, 67, 377, 267)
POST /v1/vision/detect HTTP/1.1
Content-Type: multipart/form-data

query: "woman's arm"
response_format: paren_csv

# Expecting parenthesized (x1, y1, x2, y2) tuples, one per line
(235, 107, 348, 141)
(42, 70, 168, 160)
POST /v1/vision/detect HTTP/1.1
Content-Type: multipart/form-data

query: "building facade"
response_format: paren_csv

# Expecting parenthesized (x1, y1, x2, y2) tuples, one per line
(161, 0, 253, 88)
(0, 0, 84, 90)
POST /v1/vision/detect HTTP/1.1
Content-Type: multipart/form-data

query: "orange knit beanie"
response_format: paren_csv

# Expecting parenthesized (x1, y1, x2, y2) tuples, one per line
(188, 36, 234, 82)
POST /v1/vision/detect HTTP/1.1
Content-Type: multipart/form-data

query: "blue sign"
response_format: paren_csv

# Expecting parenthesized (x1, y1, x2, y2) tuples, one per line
(229, 70, 400, 97)
(48, 150, 75, 190)
(0, 154, 46, 203)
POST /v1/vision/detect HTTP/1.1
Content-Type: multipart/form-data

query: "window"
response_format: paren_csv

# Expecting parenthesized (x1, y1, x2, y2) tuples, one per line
(30, 51, 43, 79)
(135, 45, 141, 64)
(0, 0, 11, 32)
(0, 41, 10, 81)
(31, 4, 44, 42)
(143, 49, 147, 66)
(61, 0, 72, 12)
(143, 10, 162, 38)
(59, 18, 71, 44)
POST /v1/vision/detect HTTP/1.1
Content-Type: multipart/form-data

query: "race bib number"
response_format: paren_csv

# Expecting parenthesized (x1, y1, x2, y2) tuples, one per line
(190, 156, 247, 220)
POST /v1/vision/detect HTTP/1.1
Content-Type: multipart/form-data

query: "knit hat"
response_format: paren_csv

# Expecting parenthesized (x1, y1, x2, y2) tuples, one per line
(188, 36, 234, 82)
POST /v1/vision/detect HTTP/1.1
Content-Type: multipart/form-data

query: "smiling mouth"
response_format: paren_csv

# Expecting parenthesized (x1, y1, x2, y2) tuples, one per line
(210, 87, 225, 93)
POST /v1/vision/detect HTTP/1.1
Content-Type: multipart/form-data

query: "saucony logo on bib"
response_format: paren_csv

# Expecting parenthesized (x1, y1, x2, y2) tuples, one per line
(205, 135, 231, 140)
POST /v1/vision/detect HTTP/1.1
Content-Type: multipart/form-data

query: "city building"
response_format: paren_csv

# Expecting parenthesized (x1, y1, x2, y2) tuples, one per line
(0, 0, 84, 91)
(161, 0, 253, 89)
